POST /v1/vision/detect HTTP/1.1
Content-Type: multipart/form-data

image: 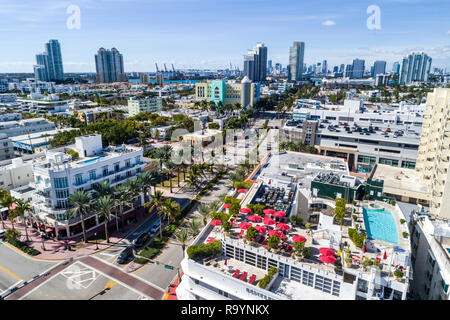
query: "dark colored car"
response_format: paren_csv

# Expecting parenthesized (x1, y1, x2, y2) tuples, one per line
(133, 232, 150, 249)
(117, 246, 134, 264)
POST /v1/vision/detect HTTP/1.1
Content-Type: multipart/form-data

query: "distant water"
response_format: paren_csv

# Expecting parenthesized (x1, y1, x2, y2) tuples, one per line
(128, 79, 201, 84)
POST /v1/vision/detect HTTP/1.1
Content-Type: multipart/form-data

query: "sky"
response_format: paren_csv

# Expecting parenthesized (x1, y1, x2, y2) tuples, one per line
(0, 0, 449, 73)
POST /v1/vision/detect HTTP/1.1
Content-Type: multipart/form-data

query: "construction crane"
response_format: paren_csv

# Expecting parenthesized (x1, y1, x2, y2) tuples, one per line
(155, 63, 159, 72)
(164, 64, 168, 72)
(172, 64, 175, 72)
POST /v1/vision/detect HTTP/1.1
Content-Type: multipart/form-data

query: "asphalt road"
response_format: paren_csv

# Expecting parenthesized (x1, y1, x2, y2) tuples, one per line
(0, 241, 57, 297)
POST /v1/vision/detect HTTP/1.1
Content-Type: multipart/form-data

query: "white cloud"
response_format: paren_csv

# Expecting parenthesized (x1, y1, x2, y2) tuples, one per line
(447, 30, 450, 35)
(322, 20, 336, 27)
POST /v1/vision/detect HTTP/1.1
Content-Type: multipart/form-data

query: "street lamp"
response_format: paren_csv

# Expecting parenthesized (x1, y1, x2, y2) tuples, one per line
(95, 232, 99, 250)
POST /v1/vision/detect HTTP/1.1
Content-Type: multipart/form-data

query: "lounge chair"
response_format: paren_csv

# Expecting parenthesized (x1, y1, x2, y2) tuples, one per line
(258, 236, 265, 244)
(248, 274, 256, 284)
(232, 269, 240, 278)
(263, 241, 268, 248)
(239, 271, 248, 281)
(238, 230, 244, 238)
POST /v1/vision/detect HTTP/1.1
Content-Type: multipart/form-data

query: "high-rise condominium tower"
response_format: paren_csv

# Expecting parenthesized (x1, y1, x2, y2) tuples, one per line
(288, 41, 305, 82)
(95, 48, 127, 83)
(399, 52, 432, 85)
(372, 60, 386, 77)
(351, 59, 365, 79)
(34, 40, 64, 82)
(415, 88, 450, 219)
(243, 43, 267, 82)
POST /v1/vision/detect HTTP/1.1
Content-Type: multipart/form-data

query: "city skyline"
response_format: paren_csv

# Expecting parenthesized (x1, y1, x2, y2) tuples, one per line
(0, 0, 449, 73)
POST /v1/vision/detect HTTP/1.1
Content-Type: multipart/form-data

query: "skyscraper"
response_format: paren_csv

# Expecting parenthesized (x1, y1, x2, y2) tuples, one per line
(243, 43, 267, 82)
(339, 64, 345, 73)
(95, 48, 127, 83)
(268, 60, 272, 74)
(45, 40, 64, 81)
(345, 64, 353, 78)
(392, 62, 400, 75)
(372, 60, 386, 77)
(351, 59, 365, 79)
(33, 40, 64, 82)
(322, 60, 328, 74)
(399, 52, 432, 85)
(288, 41, 305, 82)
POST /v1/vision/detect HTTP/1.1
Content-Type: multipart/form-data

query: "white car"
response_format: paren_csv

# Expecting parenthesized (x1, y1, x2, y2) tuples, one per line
(0, 229, 5, 240)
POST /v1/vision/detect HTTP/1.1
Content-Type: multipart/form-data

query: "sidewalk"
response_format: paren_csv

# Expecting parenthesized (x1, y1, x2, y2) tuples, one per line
(164, 272, 183, 300)
(1, 210, 155, 261)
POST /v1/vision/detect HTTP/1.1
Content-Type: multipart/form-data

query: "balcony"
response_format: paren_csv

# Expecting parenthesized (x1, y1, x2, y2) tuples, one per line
(73, 162, 145, 187)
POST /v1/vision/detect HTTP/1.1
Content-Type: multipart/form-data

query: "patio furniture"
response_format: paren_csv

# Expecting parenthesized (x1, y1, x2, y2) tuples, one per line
(263, 241, 268, 248)
(248, 274, 256, 284)
(232, 269, 240, 278)
(239, 271, 248, 281)
(258, 236, 265, 244)
(286, 244, 293, 254)
(238, 230, 244, 238)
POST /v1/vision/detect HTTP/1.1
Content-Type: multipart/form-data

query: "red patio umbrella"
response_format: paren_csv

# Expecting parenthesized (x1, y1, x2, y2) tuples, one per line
(363, 244, 367, 253)
(292, 235, 307, 243)
(263, 217, 275, 225)
(231, 221, 236, 227)
(210, 219, 222, 226)
(383, 251, 387, 260)
(238, 222, 252, 230)
(263, 209, 276, 214)
(319, 254, 336, 264)
(237, 189, 247, 193)
(240, 208, 252, 214)
(248, 215, 261, 222)
(45, 227, 54, 233)
(268, 229, 286, 239)
(273, 211, 286, 217)
(319, 247, 335, 256)
(223, 203, 231, 208)
(255, 225, 267, 233)
(224, 259, 227, 266)
(276, 223, 290, 231)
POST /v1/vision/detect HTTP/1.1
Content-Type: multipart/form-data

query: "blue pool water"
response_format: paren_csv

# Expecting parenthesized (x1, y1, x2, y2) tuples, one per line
(363, 207, 398, 244)
(77, 157, 102, 165)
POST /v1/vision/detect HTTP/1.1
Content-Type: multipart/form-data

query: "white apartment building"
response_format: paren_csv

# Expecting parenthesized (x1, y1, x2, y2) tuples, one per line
(127, 96, 163, 117)
(0, 94, 18, 104)
(415, 88, 450, 220)
(177, 151, 411, 300)
(0, 134, 15, 162)
(410, 212, 450, 300)
(0, 157, 34, 190)
(0, 118, 55, 137)
(11, 134, 146, 239)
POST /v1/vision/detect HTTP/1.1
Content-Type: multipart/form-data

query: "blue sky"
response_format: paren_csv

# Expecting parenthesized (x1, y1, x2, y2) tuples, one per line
(0, 0, 449, 73)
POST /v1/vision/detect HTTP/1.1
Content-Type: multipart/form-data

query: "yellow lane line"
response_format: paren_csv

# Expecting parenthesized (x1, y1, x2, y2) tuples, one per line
(0, 264, 22, 281)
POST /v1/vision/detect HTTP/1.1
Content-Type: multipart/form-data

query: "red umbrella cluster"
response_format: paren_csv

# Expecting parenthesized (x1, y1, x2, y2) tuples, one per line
(255, 225, 267, 233)
(238, 222, 253, 230)
(263, 209, 276, 214)
(292, 235, 307, 243)
(319, 247, 335, 256)
(237, 189, 247, 193)
(276, 223, 290, 231)
(248, 215, 261, 222)
(210, 219, 222, 226)
(319, 247, 336, 264)
(273, 211, 286, 217)
(263, 217, 276, 225)
(223, 203, 231, 208)
(268, 229, 286, 240)
(240, 208, 252, 214)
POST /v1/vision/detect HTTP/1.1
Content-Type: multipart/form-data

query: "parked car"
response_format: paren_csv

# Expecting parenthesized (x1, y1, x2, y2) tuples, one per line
(133, 232, 150, 249)
(117, 246, 134, 264)
(150, 221, 161, 235)
(0, 229, 5, 240)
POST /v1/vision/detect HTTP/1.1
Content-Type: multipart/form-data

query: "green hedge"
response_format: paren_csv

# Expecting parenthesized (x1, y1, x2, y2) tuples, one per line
(258, 267, 278, 289)
(187, 240, 222, 260)
(8, 238, 41, 256)
(348, 228, 366, 248)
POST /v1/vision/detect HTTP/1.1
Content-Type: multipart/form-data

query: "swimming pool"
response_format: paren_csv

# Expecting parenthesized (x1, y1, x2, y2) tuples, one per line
(363, 207, 398, 244)
(77, 157, 103, 165)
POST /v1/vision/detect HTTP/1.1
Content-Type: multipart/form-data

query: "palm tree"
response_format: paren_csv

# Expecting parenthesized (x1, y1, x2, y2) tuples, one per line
(175, 228, 191, 258)
(185, 171, 200, 192)
(165, 161, 177, 193)
(114, 185, 134, 229)
(0, 188, 13, 230)
(186, 218, 202, 237)
(12, 199, 32, 242)
(123, 178, 142, 220)
(93, 180, 112, 198)
(95, 196, 115, 243)
(197, 203, 212, 226)
(162, 198, 181, 224)
(137, 172, 153, 203)
(144, 190, 165, 238)
(154, 145, 173, 168)
(68, 190, 92, 243)
(208, 200, 221, 213)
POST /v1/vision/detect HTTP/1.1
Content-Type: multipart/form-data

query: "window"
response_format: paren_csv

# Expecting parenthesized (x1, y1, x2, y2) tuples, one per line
(89, 170, 96, 180)
(302, 271, 314, 287)
(102, 166, 108, 177)
(54, 177, 68, 188)
(135, 156, 141, 164)
(55, 189, 69, 199)
(114, 163, 120, 173)
(379, 158, 399, 167)
(125, 159, 131, 168)
(75, 174, 83, 185)
(357, 279, 368, 293)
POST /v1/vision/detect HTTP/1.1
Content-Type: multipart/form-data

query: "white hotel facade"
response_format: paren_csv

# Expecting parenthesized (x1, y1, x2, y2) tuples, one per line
(11, 134, 146, 239)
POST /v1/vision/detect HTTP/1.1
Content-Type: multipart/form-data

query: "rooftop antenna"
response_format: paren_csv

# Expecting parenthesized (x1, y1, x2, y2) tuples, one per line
(155, 63, 159, 72)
